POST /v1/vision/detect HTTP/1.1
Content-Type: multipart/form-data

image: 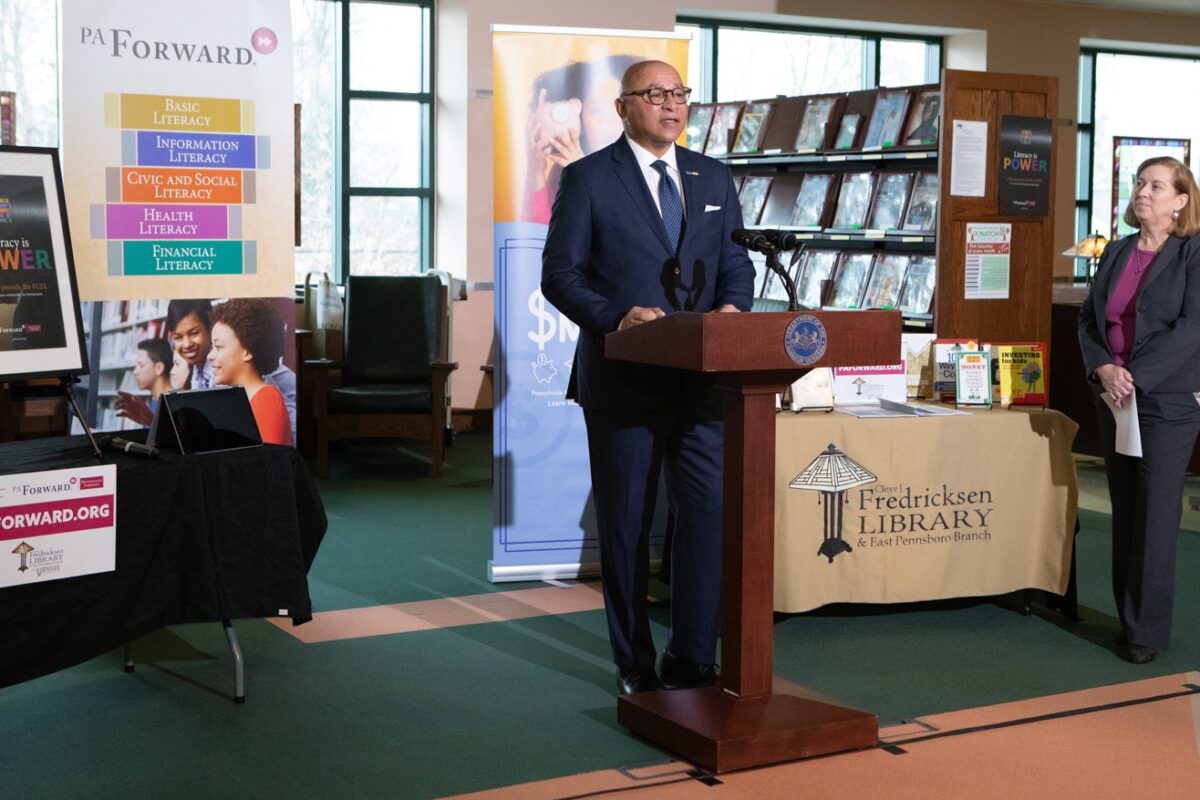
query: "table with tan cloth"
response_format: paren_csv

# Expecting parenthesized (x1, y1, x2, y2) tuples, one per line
(774, 407, 1078, 613)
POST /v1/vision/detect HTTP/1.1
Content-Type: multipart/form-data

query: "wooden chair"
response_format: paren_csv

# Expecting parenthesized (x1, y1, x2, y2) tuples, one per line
(306, 275, 457, 477)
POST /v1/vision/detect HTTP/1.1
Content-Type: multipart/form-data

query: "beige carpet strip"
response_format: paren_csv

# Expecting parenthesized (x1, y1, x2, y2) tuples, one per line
(266, 582, 605, 643)
(444, 671, 1200, 799)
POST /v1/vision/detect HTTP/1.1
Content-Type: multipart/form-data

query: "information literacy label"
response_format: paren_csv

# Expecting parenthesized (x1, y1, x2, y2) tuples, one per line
(0, 465, 117, 587)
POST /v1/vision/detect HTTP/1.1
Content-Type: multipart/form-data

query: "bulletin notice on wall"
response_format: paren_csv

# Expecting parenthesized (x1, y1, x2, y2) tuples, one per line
(964, 222, 1011, 299)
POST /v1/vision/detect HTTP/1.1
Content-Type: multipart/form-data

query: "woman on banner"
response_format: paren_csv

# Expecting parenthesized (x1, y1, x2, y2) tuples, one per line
(522, 54, 639, 223)
(209, 298, 292, 447)
(114, 337, 173, 423)
(114, 299, 297, 442)
(1078, 156, 1200, 664)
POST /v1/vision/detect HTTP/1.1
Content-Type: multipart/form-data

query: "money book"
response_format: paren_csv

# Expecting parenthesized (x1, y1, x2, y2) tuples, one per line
(933, 338, 978, 401)
(995, 342, 1048, 407)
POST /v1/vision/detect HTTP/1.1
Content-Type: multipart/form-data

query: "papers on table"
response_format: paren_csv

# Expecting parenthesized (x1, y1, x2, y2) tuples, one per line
(1101, 391, 1142, 457)
(837, 399, 970, 418)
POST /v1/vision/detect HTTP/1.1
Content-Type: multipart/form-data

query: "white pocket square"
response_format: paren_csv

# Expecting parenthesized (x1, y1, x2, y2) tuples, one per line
(704, 204, 721, 212)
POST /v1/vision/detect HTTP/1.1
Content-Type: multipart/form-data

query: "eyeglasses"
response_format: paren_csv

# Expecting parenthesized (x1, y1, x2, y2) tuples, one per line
(621, 86, 692, 105)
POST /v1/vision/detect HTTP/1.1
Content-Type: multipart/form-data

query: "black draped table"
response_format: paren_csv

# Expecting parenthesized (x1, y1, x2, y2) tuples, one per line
(0, 436, 326, 690)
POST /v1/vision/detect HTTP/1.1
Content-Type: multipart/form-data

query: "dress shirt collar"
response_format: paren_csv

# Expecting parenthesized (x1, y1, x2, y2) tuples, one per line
(625, 134, 679, 175)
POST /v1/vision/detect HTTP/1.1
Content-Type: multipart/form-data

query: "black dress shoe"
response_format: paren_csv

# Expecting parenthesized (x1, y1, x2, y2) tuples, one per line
(1122, 644, 1157, 664)
(617, 669, 662, 696)
(660, 650, 720, 689)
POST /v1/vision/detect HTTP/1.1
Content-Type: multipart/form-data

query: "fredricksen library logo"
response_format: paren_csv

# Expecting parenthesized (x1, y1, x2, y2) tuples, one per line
(77, 26, 278, 65)
(790, 444, 995, 563)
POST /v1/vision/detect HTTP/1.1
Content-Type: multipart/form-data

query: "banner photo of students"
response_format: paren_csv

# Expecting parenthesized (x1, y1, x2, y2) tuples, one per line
(491, 27, 687, 581)
(60, 0, 294, 301)
(77, 296, 297, 447)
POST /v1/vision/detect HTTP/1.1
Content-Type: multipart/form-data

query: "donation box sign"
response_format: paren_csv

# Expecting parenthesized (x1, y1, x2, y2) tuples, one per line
(0, 465, 117, 587)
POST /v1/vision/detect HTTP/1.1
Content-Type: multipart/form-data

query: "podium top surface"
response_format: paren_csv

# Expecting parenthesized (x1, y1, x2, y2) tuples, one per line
(604, 310, 901, 374)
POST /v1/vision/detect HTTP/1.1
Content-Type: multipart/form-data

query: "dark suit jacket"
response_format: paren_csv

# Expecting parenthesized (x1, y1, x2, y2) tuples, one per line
(541, 136, 755, 410)
(1078, 232, 1200, 395)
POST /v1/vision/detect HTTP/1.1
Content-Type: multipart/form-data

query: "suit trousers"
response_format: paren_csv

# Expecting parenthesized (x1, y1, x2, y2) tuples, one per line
(584, 400, 724, 673)
(1096, 391, 1200, 650)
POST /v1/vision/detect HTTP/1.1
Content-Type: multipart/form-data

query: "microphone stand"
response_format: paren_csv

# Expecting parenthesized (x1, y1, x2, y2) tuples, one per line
(764, 242, 805, 312)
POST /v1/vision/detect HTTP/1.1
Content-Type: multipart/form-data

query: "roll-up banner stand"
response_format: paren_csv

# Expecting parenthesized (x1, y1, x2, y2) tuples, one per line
(490, 26, 688, 581)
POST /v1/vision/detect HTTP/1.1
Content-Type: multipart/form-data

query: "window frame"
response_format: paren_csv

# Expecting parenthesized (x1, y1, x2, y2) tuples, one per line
(335, 0, 434, 283)
(677, 16, 942, 102)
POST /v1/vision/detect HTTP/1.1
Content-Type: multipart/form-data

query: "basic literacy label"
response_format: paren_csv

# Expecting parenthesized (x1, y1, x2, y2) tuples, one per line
(120, 94, 242, 133)
(106, 204, 228, 239)
(121, 167, 242, 204)
(123, 241, 244, 275)
(137, 131, 256, 168)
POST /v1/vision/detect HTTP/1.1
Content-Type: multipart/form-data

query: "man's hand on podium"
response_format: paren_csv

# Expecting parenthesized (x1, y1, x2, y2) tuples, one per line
(619, 306, 666, 331)
(712, 304, 741, 313)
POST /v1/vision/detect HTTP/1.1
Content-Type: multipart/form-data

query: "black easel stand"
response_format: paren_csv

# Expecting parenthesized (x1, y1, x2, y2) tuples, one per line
(60, 375, 102, 458)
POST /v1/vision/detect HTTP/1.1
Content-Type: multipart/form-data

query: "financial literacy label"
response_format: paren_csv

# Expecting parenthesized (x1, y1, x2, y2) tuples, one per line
(137, 131, 256, 169)
(123, 240, 244, 275)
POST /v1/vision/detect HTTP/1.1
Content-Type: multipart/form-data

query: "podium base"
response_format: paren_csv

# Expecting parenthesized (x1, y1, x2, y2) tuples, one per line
(617, 684, 878, 773)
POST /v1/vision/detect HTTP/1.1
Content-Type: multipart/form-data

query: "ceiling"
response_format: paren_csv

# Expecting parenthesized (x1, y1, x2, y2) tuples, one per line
(1024, 0, 1200, 14)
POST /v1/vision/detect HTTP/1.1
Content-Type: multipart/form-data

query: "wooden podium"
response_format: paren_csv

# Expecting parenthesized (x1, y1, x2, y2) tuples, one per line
(605, 309, 901, 773)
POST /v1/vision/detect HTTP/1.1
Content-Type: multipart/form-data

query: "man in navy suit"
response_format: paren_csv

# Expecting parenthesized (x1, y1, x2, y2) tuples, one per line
(541, 60, 754, 695)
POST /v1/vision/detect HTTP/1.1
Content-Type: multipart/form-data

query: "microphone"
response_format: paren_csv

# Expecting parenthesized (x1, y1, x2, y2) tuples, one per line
(731, 228, 801, 253)
(101, 435, 159, 459)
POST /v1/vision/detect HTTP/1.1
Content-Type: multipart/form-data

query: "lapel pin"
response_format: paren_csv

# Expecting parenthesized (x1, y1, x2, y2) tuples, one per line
(685, 170, 700, 176)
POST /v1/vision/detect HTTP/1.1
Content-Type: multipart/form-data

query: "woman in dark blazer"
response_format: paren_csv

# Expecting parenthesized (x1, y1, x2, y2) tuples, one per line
(1078, 156, 1200, 664)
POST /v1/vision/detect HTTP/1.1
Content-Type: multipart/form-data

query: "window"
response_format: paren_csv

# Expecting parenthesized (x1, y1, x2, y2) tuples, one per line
(0, 0, 58, 146)
(678, 18, 940, 103)
(1077, 49, 1200, 278)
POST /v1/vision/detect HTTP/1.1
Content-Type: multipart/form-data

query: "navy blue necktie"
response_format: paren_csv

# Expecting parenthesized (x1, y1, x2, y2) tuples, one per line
(651, 160, 682, 254)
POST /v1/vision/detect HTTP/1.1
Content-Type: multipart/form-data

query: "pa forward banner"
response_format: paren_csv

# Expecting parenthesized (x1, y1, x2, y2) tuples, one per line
(60, 0, 294, 300)
(0, 465, 117, 587)
(490, 27, 686, 581)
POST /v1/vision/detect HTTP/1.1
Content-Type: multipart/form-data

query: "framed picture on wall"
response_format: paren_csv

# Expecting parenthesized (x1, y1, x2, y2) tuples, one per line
(0, 146, 89, 381)
(1111, 136, 1190, 240)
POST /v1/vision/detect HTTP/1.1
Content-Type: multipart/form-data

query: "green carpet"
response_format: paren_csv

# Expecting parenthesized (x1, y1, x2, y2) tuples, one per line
(3, 435, 1199, 799)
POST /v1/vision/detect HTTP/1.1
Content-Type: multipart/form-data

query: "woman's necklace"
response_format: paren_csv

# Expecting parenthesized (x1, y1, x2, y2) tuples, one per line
(1133, 247, 1155, 275)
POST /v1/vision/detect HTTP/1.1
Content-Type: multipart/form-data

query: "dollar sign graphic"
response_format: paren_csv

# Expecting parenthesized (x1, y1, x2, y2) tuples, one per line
(527, 289, 556, 350)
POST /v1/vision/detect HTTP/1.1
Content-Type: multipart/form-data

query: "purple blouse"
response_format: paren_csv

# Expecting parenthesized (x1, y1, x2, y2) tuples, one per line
(1105, 247, 1159, 365)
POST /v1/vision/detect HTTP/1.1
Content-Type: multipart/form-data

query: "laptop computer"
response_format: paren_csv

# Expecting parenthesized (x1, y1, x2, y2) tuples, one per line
(148, 386, 263, 454)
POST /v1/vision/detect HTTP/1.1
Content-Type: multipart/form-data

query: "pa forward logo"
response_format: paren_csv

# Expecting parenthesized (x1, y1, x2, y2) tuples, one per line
(251, 27, 278, 55)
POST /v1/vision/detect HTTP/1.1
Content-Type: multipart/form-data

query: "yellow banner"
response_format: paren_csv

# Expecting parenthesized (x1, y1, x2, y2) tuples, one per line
(492, 30, 688, 225)
(117, 93, 243, 133)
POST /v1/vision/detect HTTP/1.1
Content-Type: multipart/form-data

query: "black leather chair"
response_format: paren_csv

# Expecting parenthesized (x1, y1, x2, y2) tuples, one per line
(307, 275, 457, 477)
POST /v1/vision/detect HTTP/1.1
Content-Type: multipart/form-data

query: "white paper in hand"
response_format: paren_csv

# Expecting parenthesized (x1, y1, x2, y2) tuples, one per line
(1101, 391, 1142, 457)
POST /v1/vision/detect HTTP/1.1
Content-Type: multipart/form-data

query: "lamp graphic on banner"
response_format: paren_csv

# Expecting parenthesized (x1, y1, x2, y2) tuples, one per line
(789, 444, 877, 563)
(12, 541, 34, 572)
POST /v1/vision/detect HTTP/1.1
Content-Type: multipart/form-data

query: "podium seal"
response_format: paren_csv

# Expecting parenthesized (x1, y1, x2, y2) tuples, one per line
(784, 314, 827, 366)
